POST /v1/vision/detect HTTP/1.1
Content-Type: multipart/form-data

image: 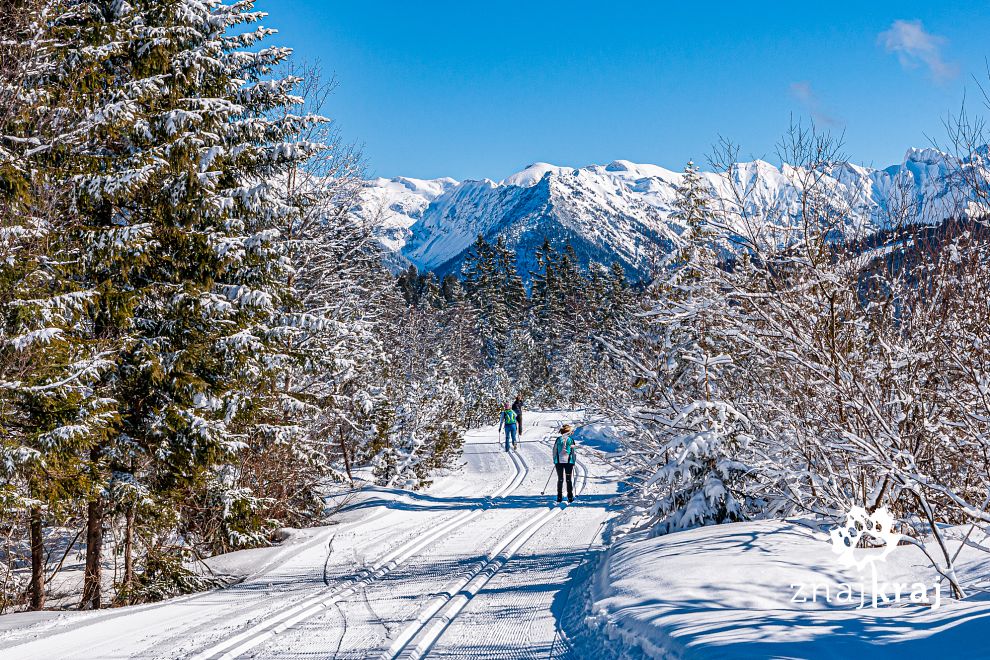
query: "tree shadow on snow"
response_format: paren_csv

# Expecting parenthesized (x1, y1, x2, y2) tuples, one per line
(338, 492, 614, 514)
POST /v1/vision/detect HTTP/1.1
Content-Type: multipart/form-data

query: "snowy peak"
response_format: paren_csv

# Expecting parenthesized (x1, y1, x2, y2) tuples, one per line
(390, 175, 459, 197)
(356, 148, 978, 278)
(502, 162, 572, 187)
(354, 175, 459, 253)
(601, 159, 681, 181)
(904, 147, 948, 165)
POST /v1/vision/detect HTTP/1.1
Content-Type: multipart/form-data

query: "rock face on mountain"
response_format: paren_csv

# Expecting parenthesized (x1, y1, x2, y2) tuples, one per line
(354, 149, 974, 278)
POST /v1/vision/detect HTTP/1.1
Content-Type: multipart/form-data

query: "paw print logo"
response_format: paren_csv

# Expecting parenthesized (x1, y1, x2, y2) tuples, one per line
(829, 506, 900, 571)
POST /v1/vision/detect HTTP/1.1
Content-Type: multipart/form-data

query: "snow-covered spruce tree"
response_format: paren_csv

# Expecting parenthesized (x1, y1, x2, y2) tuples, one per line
(371, 294, 466, 488)
(586, 261, 631, 337)
(28, 0, 329, 606)
(547, 245, 589, 405)
(461, 235, 524, 412)
(528, 239, 576, 403)
(0, 0, 55, 611)
(0, 0, 118, 612)
(246, 59, 382, 512)
(527, 240, 559, 392)
(565, 261, 632, 405)
(436, 276, 488, 427)
(462, 235, 513, 361)
(599, 161, 756, 533)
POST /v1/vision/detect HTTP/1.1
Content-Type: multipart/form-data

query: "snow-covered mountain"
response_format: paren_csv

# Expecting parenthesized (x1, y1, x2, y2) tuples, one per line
(353, 148, 975, 278)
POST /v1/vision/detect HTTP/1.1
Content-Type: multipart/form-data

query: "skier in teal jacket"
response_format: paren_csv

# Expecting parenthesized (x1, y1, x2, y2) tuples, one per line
(498, 403, 519, 452)
(553, 424, 576, 503)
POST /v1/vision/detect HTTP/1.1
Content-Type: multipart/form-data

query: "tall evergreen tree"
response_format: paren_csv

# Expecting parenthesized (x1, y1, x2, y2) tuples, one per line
(462, 236, 509, 365)
(19, 0, 331, 607)
(0, 0, 118, 611)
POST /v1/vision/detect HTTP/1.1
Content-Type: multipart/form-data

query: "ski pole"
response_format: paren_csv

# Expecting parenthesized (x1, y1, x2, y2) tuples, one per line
(540, 468, 554, 495)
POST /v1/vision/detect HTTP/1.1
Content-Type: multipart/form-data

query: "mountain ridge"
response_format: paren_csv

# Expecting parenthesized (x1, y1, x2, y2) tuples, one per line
(353, 148, 977, 278)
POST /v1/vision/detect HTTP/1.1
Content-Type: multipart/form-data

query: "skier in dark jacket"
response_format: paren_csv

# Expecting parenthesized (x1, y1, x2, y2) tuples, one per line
(511, 395, 524, 437)
(553, 424, 576, 503)
(498, 403, 519, 452)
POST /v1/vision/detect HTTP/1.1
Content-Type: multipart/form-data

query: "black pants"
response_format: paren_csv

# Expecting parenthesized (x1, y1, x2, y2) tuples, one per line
(555, 462, 574, 502)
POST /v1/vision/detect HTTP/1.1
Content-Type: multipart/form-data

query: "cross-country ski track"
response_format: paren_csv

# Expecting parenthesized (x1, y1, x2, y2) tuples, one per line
(0, 411, 619, 659)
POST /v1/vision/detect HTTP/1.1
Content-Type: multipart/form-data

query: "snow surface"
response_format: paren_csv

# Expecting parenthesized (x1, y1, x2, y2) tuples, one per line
(587, 519, 990, 658)
(0, 411, 619, 659)
(572, 422, 624, 454)
(8, 412, 990, 659)
(7, 412, 990, 660)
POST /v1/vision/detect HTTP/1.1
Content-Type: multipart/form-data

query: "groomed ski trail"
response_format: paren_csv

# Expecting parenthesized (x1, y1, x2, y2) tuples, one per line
(0, 411, 618, 659)
(384, 456, 589, 659)
(188, 450, 531, 660)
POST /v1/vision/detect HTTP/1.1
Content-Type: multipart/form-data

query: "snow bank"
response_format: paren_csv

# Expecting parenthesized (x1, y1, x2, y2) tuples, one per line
(587, 519, 990, 658)
(573, 422, 624, 454)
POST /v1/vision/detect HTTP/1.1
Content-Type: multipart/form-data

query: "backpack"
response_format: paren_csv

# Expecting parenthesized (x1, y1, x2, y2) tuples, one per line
(554, 435, 575, 463)
(503, 409, 517, 425)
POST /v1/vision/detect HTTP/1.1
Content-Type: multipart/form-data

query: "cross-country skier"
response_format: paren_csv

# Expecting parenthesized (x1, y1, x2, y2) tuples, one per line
(553, 424, 576, 503)
(498, 403, 519, 452)
(512, 394, 524, 437)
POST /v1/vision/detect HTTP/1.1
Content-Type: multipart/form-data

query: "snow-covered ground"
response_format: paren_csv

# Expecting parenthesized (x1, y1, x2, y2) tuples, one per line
(586, 519, 990, 659)
(7, 411, 990, 659)
(0, 411, 618, 659)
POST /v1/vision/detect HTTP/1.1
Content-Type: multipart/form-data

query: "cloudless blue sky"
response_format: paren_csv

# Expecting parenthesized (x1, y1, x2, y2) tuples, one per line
(258, 1, 990, 181)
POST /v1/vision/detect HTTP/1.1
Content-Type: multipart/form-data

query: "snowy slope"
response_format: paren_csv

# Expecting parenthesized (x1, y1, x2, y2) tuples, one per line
(358, 148, 978, 278)
(355, 175, 458, 253)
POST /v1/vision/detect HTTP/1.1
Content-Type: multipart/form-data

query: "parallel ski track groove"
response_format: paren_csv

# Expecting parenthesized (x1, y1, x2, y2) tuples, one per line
(191, 442, 530, 660)
(0, 505, 394, 656)
(385, 430, 589, 660)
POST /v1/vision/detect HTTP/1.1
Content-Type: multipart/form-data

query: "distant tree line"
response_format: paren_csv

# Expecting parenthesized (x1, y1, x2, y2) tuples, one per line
(394, 235, 635, 410)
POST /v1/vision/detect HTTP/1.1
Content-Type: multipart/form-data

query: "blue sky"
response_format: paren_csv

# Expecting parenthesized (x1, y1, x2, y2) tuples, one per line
(259, 1, 988, 181)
